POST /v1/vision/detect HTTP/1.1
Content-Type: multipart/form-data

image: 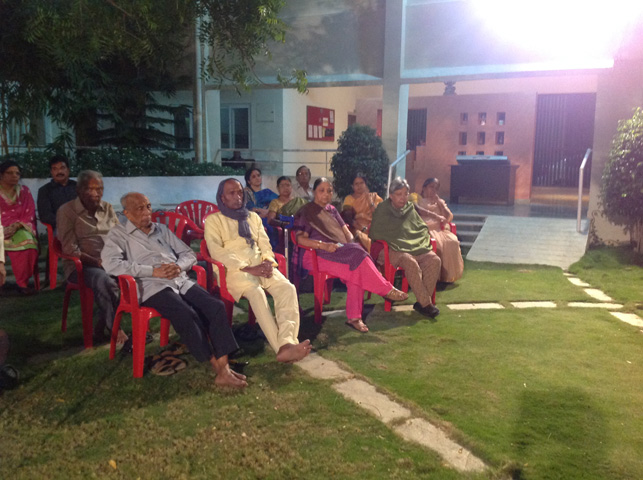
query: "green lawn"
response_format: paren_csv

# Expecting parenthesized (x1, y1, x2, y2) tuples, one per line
(1, 247, 641, 479)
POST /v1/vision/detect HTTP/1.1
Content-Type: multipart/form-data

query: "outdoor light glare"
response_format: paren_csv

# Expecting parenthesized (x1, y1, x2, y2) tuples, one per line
(472, 0, 643, 60)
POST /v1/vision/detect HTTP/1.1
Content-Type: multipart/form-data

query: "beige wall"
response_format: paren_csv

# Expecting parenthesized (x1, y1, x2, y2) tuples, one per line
(357, 92, 538, 200)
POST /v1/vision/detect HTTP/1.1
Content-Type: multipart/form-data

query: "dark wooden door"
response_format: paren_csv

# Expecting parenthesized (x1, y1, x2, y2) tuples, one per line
(533, 93, 595, 187)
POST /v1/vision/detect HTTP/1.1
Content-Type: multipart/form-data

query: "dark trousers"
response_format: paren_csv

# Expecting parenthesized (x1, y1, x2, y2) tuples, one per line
(69, 266, 119, 333)
(142, 285, 238, 362)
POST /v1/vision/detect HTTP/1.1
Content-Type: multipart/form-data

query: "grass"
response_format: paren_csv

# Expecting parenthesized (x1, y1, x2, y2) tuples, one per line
(568, 246, 643, 310)
(1, 247, 642, 479)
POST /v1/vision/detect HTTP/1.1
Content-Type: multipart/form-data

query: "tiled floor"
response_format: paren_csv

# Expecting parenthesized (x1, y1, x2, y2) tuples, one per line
(451, 187, 590, 269)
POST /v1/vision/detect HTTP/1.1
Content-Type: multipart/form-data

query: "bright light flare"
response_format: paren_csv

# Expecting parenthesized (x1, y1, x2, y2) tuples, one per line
(472, 0, 643, 61)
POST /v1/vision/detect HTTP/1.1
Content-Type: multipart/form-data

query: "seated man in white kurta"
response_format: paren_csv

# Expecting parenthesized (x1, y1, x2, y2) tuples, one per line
(204, 178, 312, 363)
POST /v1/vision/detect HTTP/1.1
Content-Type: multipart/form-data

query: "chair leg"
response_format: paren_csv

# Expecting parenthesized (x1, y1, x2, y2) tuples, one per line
(248, 306, 256, 326)
(109, 311, 124, 360)
(384, 270, 398, 312)
(160, 318, 171, 347)
(62, 287, 73, 332)
(49, 254, 59, 290)
(80, 290, 94, 349)
(222, 298, 234, 326)
(323, 278, 332, 304)
(33, 261, 40, 291)
(313, 275, 324, 324)
(132, 315, 149, 378)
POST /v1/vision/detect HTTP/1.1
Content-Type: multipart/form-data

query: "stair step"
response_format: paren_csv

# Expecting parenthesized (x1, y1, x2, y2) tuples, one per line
(454, 221, 485, 232)
(453, 214, 487, 222)
(457, 231, 480, 240)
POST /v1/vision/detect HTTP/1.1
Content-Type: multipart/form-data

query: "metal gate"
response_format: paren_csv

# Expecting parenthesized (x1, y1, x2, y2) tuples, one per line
(533, 93, 595, 187)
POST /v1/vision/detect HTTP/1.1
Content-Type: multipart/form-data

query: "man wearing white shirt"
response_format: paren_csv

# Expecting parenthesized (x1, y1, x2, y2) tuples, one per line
(101, 192, 246, 389)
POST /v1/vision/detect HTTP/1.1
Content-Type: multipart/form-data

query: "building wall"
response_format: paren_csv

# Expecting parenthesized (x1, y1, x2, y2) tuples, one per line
(357, 92, 538, 200)
(282, 85, 382, 178)
(219, 88, 285, 171)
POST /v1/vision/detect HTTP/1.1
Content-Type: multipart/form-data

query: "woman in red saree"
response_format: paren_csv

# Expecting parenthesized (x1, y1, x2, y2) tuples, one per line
(0, 160, 38, 294)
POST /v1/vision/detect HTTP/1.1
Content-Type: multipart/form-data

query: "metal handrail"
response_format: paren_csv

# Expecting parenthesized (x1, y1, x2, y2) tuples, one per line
(387, 150, 411, 198)
(577, 148, 591, 233)
(216, 147, 337, 176)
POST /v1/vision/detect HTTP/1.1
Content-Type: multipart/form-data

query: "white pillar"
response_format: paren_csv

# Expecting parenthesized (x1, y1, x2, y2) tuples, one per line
(381, 0, 408, 178)
(204, 89, 221, 164)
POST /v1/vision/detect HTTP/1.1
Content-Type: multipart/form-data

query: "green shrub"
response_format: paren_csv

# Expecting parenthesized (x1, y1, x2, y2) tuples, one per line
(0, 151, 53, 178)
(330, 124, 389, 199)
(601, 107, 643, 252)
(2, 148, 243, 178)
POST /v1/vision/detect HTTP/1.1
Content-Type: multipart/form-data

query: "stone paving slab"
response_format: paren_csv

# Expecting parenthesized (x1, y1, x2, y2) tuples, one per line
(394, 418, 486, 473)
(295, 354, 487, 472)
(609, 312, 643, 327)
(322, 309, 346, 317)
(567, 277, 590, 287)
(295, 353, 352, 381)
(567, 302, 623, 309)
(333, 379, 411, 424)
(583, 288, 613, 302)
(510, 301, 557, 308)
(392, 305, 416, 312)
(447, 303, 504, 310)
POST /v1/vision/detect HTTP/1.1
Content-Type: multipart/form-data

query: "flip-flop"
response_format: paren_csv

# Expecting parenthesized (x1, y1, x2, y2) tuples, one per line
(345, 319, 369, 333)
(149, 355, 187, 376)
(163, 342, 189, 356)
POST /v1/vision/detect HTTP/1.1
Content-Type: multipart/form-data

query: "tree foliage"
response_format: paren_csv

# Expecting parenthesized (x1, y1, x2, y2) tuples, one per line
(197, 0, 308, 93)
(0, 0, 307, 154)
(601, 107, 643, 252)
(330, 124, 389, 199)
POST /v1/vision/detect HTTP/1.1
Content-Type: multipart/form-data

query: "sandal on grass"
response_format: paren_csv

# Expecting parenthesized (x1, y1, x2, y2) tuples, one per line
(163, 342, 189, 356)
(149, 355, 187, 376)
(345, 318, 369, 333)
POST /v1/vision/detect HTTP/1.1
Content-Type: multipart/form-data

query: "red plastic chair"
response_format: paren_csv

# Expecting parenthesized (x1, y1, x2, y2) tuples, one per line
(44, 223, 60, 290)
(372, 238, 437, 312)
(290, 230, 342, 325)
(199, 239, 287, 325)
(44, 223, 95, 349)
(109, 265, 206, 378)
(175, 200, 218, 243)
(151, 211, 188, 238)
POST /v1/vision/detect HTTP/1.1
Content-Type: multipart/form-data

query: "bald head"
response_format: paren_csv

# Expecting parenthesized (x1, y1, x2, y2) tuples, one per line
(219, 179, 245, 210)
(122, 192, 153, 233)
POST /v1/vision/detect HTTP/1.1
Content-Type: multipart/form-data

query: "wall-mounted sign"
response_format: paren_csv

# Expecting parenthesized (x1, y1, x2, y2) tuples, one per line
(307, 106, 335, 141)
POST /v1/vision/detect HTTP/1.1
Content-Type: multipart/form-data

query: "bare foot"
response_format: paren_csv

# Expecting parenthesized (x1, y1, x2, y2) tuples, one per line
(215, 366, 248, 389)
(116, 329, 129, 346)
(231, 370, 247, 381)
(276, 340, 312, 363)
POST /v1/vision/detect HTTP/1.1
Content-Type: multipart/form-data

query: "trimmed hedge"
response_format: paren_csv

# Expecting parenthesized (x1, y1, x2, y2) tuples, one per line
(1, 148, 243, 178)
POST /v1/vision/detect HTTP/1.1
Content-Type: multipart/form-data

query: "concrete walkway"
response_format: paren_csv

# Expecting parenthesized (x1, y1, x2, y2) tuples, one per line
(466, 216, 589, 269)
(294, 271, 643, 473)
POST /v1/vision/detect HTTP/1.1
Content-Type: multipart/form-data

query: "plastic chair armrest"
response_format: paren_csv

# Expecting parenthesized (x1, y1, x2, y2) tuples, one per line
(118, 275, 141, 309)
(291, 231, 319, 273)
(275, 253, 287, 277)
(191, 265, 206, 288)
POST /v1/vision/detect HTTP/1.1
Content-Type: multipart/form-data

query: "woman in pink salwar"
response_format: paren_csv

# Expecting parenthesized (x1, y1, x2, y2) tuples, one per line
(295, 178, 407, 333)
(0, 160, 38, 294)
